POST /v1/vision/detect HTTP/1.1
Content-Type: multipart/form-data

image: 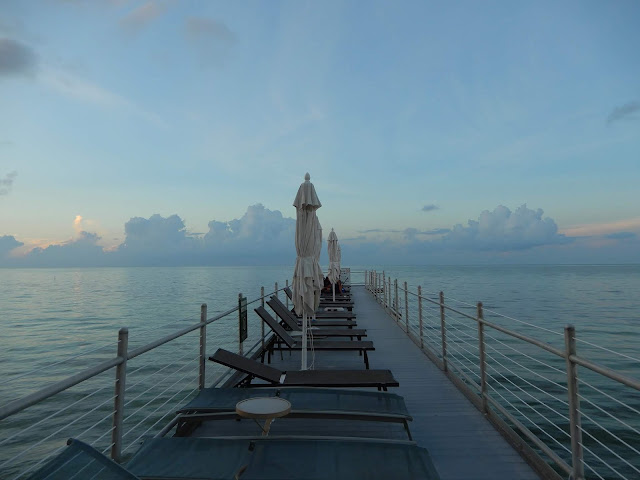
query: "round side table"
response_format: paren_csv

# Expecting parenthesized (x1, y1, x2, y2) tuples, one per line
(236, 397, 292, 436)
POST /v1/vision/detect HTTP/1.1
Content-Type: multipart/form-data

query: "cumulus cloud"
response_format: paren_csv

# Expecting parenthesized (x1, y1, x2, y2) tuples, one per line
(441, 205, 569, 251)
(116, 214, 200, 265)
(0, 235, 23, 258)
(20, 232, 108, 267)
(120, 1, 166, 32)
(607, 101, 640, 126)
(0, 38, 37, 76)
(185, 17, 237, 66)
(204, 204, 295, 262)
(6, 203, 637, 267)
(0, 171, 17, 195)
(422, 204, 439, 212)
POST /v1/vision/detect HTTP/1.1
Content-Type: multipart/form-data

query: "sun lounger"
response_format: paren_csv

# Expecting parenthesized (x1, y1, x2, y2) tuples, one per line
(209, 348, 399, 390)
(27, 438, 140, 479)
(269, 296, 357, 325)
(285, 287, 356, 315)
(267, 298, 366, 340)
(240, 437, 441, 480)
(255, 306, 374, 368)
(126, 437, 440, 480)
(175, 387, 413, 439)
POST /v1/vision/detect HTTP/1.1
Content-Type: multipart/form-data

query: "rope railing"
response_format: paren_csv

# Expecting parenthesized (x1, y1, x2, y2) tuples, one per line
(365, 270, 640, 480)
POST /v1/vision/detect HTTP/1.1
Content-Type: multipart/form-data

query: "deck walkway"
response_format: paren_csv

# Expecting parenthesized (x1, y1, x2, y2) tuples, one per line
(347, 286, 541, 480)
(201, 286, 542, 479)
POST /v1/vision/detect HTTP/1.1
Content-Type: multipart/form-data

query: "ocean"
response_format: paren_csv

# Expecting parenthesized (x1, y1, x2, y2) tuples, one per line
(0, 265, 638, 478)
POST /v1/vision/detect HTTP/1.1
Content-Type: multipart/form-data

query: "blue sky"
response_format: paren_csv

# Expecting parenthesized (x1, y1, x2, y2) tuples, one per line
(1, 0, 639, 266)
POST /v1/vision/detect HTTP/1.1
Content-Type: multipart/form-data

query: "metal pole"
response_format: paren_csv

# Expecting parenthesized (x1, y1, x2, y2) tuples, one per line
(111, 328, 128, 462)
(261, 286, 265, 350)
(439, 291, 448, 372)
(199, 304, 207, 391)
(382, 272, 386, 308)
(285, 280, 289, 309)
(388, 278, 391, 312)
(404, 281, 409, 333)
(394, 279, 399, 322)
(418, 286, 423, 348)
(275, 282, 278, 299)
(477, 302, 488, 413)
(565, 325, 584, 480)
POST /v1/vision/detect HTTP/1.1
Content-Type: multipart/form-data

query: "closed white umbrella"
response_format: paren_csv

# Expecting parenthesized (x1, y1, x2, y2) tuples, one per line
(292, 173, 323, 370)
(327, 228, 340, 301)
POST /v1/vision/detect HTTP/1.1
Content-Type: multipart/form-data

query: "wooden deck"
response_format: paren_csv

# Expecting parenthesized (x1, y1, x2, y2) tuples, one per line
(198, 286, 542, 480)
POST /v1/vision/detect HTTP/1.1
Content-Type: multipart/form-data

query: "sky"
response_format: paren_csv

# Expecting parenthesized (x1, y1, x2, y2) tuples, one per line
(1, 0, 639, 267)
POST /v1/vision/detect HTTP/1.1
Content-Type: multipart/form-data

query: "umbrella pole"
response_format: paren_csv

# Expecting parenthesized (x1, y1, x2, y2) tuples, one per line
(301, 313, 307, 370)
(332, 283, 335, 302)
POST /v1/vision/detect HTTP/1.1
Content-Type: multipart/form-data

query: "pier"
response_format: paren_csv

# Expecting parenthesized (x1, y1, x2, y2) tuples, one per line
(1, 271, 639, 479)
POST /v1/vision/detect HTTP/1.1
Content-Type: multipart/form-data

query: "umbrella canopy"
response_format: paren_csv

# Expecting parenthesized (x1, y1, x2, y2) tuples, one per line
(292, 173, 323, 317)
(327, 228, 340, 285)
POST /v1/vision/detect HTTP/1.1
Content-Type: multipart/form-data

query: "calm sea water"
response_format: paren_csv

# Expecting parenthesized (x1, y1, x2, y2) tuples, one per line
(0, 265, 638, 478)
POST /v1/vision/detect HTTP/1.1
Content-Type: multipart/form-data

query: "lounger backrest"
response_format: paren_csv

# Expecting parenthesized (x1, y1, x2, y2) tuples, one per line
(255, 306, 295, 348)
(210, 348, 282, 384)
(27, 438, 140, 479)
(267, 298, 300, 331)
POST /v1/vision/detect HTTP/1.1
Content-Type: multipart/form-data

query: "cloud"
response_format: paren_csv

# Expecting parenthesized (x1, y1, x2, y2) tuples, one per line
(607, 101, 640, 126)
(0, 171, 17, 195)
(0, 235, 23, 258)
(185, 17, 237, 66)
(39, 68, 166, 128)
(120, 1, 166, 32)
(0, 38, 37, 76)
(4, 203, 637, 267)
(19, 231, 108, 267)
(605, 232, 636, 240)
(441, 205, 570, 251)
(204, 204, 296, 262)
(422, 204, 439, 212)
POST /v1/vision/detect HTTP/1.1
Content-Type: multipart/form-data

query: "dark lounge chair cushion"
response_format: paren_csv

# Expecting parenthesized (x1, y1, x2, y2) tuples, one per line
(240, 438, 441, 480)
(126, 437, 250, 479)
(255, 306, 373, 350)
(177, 387, 410, 418)
(209, 349, 399, 388)
(27, 438, 140, 480)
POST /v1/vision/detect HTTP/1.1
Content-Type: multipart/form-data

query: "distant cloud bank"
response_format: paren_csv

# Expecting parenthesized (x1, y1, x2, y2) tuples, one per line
(1, 204, 638, 267)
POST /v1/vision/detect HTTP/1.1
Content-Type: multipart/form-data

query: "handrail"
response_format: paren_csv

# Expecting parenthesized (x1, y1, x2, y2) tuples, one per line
(0, 356, 123, 421)
(365, 269, 640, 480)
(0, 285, 283, 426)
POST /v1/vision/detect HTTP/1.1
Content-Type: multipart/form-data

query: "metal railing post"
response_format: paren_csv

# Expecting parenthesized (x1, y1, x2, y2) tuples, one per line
(111, 328, 128, 462)
(404, 281, 409, 332)
(382, 271, 386, 308)
(275, 282, 278, 299)
(388, 278, 391, 311)
(199, 304, 207, 390)
(394, 279, 399, 321)
(565, 325, 585, 480)
(418, 286, 423, 348)
(439, 291, 448, 372)
(285, 280, 289, 309)
(261, 286, 265, 350)
(477, 302, 488, 413)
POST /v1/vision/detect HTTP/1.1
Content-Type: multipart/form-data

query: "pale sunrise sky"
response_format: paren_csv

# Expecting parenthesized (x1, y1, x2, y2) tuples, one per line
(1, 1, 639, 266)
